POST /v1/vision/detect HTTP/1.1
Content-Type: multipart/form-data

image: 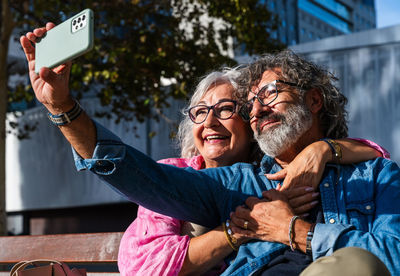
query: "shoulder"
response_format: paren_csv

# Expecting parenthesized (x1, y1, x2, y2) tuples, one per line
(350, 157, 399, 173)
(341, 158, 400, 186)
(201, 162, 257, 183)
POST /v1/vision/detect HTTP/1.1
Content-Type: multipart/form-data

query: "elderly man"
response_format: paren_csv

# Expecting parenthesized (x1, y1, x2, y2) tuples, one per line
(21, 23, 398, 275)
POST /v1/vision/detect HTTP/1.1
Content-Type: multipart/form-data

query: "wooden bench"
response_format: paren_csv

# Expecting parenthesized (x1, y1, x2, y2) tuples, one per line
(0, 232, 123, 275)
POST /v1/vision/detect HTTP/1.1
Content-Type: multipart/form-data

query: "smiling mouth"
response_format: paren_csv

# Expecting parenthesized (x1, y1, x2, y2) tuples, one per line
(260, 120, 279, 130)
(204, 135, 229, 141)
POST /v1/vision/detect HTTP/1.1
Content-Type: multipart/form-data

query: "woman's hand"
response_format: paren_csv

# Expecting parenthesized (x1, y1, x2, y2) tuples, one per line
(277, 185, 319, 216)
(266, 141, 330, 190)
(20, 22, 75, 114)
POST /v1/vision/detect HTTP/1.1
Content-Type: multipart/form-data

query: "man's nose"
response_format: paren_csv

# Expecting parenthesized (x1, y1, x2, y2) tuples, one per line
(252, 100, 272, 118)
(203, 109, 220, 127)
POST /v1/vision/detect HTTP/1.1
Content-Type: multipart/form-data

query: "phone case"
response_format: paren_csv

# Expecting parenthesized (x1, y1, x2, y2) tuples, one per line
(35, 9, 94, 73)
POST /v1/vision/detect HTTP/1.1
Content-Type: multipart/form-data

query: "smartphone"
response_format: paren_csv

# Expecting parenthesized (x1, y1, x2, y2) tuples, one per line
(35, 9, 94, 73)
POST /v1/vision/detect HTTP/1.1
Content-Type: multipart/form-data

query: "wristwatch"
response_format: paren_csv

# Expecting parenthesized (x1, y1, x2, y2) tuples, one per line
(47, 100, 83, 126)
(306, 223, 316, 256)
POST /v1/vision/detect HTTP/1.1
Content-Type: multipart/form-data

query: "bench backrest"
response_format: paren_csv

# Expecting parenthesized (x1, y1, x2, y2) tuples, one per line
(0, 232, 123, 274)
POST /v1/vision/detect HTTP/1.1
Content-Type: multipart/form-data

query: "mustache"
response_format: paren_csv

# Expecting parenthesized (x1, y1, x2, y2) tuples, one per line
(256, 113, 286, 133)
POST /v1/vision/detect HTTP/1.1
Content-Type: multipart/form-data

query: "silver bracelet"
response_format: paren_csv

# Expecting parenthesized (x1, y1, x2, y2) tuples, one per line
(289, 215, 299, 251)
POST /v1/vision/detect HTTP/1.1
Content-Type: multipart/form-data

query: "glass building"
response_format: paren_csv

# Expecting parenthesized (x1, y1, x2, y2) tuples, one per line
(264, 0, 376, 45)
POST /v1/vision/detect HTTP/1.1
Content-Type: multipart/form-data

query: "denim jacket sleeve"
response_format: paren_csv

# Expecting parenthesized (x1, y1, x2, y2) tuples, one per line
(312, 159, 400, 274)
(73, 121, 233, 228)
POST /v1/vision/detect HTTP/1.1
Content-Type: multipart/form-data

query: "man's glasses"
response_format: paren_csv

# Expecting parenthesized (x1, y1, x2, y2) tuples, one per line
(187, 99, 238, 124)
(238, 80, 300, 121)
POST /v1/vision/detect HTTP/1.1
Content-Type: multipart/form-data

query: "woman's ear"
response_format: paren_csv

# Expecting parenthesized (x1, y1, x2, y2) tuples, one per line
(305, 88, 323, 114)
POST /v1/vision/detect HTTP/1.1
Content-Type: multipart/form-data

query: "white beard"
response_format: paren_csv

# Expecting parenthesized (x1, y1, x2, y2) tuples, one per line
(254, 103, 313, 157)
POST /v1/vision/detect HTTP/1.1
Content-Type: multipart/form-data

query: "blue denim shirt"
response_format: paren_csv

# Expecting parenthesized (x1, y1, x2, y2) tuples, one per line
(74, 122, 400, 275)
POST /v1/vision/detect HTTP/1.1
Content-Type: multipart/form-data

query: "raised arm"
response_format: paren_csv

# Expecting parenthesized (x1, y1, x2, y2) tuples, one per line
(20, 23, 96, 159)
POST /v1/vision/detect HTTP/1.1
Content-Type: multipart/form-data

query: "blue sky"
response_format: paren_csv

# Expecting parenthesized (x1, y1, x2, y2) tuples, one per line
(376, 0, 400, 28)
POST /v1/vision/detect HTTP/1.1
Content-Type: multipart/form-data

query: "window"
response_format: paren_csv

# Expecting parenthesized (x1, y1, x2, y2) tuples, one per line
(298, 0, 351, 33)
(313, 0, 350, 20)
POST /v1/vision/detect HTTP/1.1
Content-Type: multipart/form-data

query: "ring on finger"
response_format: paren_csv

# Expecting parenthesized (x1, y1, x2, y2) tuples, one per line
(244, 220, 249, 230)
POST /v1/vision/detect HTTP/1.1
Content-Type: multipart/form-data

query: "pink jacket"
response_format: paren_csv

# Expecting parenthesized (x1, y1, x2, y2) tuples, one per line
(118, 155, 209, 276)
(117, 140, 390, 276)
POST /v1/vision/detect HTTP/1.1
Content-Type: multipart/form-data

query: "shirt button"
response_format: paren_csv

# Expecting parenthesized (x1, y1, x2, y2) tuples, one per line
(365, 205, 372, 210)
(329, 218, 335, 224)
(143, 230, 147, 235)
(324, 183, 330, 188)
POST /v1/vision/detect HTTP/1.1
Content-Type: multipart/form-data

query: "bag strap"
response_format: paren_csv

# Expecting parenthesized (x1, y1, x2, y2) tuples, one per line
(10, 259, 62, 276)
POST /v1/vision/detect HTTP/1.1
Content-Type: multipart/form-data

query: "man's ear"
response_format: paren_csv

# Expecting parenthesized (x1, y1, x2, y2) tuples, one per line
(305, 88, 323, 114)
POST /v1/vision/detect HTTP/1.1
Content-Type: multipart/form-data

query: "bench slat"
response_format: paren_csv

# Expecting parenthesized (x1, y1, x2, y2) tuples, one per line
(0, 232, 123, 264)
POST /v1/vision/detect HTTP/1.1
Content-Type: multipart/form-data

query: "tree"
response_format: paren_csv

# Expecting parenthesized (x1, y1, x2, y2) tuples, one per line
(1, 0, 284, 235)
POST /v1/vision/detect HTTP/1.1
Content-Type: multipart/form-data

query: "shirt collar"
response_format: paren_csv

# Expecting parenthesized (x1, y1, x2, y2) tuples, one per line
(260, 155, 280, 174)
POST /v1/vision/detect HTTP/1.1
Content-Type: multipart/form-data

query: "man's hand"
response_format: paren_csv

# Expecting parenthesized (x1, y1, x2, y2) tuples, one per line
(20, 22, 75, 114)
(230, 189, 311, 252)
(230, 189, 294, 244)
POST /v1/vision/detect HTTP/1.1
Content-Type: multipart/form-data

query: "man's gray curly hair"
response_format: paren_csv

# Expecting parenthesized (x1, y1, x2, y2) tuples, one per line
(234, 50, 348, 139)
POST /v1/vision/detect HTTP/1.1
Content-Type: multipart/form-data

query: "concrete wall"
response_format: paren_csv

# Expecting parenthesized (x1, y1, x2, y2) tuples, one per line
(291, 24, 400, 164)
(6, 98, 184, 212)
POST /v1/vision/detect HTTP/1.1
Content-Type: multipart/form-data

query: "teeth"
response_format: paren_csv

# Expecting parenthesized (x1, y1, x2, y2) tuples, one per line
(206, 135, 226, 140)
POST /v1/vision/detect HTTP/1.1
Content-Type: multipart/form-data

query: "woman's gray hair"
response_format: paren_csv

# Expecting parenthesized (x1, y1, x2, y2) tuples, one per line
(235, 50, 348, 139)
(177, 68, 241, 158)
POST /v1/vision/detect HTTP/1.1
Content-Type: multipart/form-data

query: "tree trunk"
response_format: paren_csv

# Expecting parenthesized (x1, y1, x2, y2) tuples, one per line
(0, 0, 16, 236)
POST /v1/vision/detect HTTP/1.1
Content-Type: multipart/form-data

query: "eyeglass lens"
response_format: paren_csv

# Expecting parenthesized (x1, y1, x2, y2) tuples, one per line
(240, 82, 278, 120)
(189, 100, 236, 124)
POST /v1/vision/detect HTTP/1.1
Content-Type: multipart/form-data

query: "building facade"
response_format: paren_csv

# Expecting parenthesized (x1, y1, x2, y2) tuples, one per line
(265, 0, 376, 45)
(291, 24, 400, 165)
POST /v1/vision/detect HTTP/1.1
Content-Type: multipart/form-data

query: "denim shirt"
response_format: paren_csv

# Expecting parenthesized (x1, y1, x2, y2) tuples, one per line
(74, 122, 400, 275)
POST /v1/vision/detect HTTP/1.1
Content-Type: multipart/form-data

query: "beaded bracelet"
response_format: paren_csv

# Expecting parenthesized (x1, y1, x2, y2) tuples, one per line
(222, 220, 238, 251)
(306, 223, 316, 256)
(289, 215, 299, 251)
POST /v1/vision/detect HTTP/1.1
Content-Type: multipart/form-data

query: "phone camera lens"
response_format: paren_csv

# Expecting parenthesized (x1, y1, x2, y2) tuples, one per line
(78, 18, 81, 23)
(82, 15, 86, 21)
(80, 23, 83, 28)
(73, 20, 76, 26)
(75, 26, 78, 30)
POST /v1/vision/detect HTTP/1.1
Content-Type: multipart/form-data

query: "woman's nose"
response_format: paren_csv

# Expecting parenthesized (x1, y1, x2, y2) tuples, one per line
(203, 109, 220, 128)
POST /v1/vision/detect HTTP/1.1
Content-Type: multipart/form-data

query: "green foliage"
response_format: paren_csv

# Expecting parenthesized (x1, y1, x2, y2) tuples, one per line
(9, 0, 284, 123)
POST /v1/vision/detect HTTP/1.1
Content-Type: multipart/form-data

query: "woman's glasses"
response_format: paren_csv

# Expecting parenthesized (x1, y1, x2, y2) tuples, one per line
(187, 99, 238, 124)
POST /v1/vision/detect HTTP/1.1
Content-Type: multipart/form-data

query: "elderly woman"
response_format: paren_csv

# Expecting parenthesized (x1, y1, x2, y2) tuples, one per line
(117, 69, 388, 276)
